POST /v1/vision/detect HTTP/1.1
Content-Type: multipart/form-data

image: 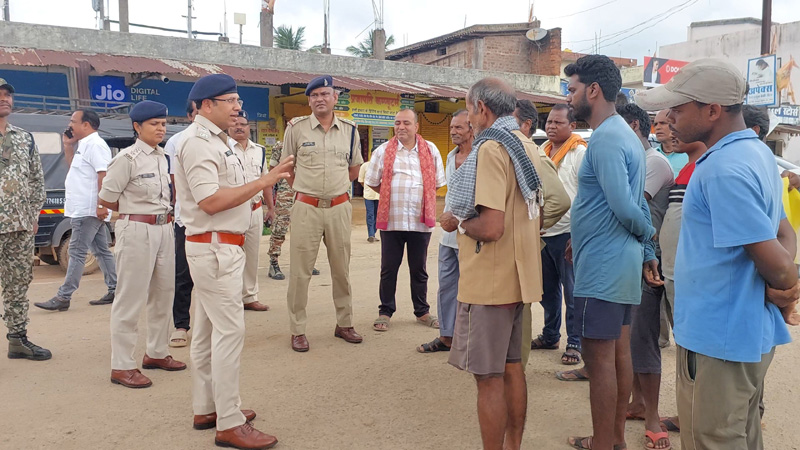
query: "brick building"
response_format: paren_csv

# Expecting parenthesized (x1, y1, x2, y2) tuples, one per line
(387, 22, 563, 76)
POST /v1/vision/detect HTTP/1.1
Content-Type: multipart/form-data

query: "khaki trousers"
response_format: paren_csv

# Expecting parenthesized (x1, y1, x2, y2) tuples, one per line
(286, 200, 353, 335)
(677, 345, 774, 450)
(110, 220, 174, 370)
(242, 208, 262, 304)
(186, 240, 247, 431)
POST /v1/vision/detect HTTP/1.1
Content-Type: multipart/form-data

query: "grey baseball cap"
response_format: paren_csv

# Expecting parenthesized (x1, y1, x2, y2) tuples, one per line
(0, 78, 15, 93)
(635, 58, 747, 111)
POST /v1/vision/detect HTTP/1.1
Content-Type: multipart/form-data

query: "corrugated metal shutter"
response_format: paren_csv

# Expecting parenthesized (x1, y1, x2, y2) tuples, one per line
(418, 112, 452, 196)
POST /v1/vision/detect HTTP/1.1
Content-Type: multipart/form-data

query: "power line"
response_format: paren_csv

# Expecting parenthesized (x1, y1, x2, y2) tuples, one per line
(542, 0, 619, 20)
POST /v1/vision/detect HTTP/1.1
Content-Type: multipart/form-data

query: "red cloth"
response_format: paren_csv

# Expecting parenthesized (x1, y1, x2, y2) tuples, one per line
(376, 135, 437, 230)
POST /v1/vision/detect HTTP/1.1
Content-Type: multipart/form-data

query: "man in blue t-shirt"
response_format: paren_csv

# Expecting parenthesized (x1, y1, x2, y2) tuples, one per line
(565, 54, 661, 450)
(637, 58, 799, 450)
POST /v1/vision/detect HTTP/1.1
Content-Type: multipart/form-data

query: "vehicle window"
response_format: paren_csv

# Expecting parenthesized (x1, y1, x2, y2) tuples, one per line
(30, 132, 62, 155)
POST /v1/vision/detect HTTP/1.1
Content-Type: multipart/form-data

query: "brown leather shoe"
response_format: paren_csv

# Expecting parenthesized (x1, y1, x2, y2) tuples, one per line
(334, 326, 363, 344)
(215, 422, 278, 449)
(243, 301, 270, 312)
(193, 409, 257, 430)
(142, 355, 187, 371)
(291, 334, 309, 352)
(110, 369, 152, 388)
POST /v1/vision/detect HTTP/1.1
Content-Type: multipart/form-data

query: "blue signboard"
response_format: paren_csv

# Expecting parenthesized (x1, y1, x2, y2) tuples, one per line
(0, 69, 70, 109)
(89, 75, 130, 103)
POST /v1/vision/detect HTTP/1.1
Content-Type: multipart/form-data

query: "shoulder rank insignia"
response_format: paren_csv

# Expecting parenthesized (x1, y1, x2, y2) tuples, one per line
(339, 117, 357, 127)
(196, 126, 211, 141)
(288, 116, 309, 126)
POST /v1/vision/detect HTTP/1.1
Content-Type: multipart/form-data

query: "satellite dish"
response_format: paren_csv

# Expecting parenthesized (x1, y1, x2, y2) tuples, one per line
(526, 28, 548, 42)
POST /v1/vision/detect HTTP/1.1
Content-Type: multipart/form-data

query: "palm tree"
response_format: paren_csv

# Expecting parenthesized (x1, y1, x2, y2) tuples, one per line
(274, 25, 306, 50)
(346, 30, 395, 58)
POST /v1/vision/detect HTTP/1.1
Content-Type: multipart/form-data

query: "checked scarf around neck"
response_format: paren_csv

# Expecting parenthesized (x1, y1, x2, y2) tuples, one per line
(447, 115, 542, 222)
(376, 135, 437, 230)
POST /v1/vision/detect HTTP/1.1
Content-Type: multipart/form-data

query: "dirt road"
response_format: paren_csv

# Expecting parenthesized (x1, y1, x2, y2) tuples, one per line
(2, 205, 798, 449)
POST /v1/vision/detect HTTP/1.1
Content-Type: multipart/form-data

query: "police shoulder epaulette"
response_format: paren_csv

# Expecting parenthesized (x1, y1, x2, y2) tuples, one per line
(253, 142, 266, 149)
(288, 116, 309, 126)
(123, 145, 142, 161)
(339, 117, 357, 128)
(195, 125, 212, 141)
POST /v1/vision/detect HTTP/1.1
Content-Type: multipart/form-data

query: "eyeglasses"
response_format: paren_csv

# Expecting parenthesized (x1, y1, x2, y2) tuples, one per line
(211, 97, 244, 106)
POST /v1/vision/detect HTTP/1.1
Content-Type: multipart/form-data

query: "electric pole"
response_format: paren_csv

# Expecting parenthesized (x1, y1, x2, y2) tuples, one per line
(119, 0, 129, 32)
(761, 0, 772, 55)
(3, 0, 10, 22)
(182, 0, 195, 39)
(260, 0, 274, 47)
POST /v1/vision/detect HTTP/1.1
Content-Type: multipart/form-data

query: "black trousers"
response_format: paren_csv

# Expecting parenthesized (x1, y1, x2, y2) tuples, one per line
(378, 230, 432, 318)
(173, 224, 194, 330)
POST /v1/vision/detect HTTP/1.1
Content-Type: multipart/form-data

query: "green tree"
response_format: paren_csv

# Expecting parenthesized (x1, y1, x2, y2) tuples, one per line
(346, 30, 395, 58)
(274, 25, 306, 50)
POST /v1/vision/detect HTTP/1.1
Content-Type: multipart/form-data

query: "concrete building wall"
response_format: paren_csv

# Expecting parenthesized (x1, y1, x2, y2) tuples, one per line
(688, 23, 762, 41)
(0, 21, 562, 95)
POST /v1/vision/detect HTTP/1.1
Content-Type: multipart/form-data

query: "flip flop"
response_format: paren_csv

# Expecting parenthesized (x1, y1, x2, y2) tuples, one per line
(417, 337, 450, 353)
(644, 430, 671, 450)
(416, 314, 439, 329)
(556, 369, 589, 381)
(531, 335, 559, 350)
(169, 329, 188, 348)
(659, 417, 680, 432)
(373, 316, 390, 332)
(567, 436, 628, 450)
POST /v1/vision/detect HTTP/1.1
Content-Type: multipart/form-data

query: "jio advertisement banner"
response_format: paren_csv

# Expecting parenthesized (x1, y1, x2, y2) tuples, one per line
(643, 57, 689, 88)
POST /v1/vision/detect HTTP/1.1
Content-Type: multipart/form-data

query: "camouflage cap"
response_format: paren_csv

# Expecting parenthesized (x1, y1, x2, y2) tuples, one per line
(0, 78, 15, 94)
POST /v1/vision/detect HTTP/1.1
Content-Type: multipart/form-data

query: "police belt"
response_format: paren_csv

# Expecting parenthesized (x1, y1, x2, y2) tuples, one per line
(295, 192, 349, 208)
(186, 231, 245, 246)
(119, 214, 173, 225)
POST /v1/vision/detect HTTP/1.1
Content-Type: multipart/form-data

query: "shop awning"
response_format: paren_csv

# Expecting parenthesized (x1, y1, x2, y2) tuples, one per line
(0, 47, 564, 104)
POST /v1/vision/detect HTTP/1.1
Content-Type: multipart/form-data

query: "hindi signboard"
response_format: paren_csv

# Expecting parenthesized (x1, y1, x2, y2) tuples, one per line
(746, 55, 777, 106)
(335, 90, 415, 126)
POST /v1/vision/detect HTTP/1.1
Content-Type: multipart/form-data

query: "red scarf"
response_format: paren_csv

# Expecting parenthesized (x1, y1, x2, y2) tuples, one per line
(376, 135, 437, 230)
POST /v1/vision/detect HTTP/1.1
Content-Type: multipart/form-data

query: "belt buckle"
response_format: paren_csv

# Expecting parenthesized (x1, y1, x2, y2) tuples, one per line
(155, 214, 166, 225)
(317, 198, 332, 208)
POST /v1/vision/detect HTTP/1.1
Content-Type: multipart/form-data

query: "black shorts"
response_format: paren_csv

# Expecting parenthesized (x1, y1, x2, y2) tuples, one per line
(575, 296, 632, 340)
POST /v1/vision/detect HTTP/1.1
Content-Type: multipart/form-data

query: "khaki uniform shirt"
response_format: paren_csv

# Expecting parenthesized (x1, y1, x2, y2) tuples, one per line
(98, 139, 171, 215)
(0, 123, 45, 233)
(174, 115, 249, 236)
(281, 114, 363, 199)
(457, 133, 544, 305)
(231, 139, 267, 204)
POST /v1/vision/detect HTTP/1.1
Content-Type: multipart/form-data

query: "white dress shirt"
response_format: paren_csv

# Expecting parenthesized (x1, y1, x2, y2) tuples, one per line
(65, 131, 112, 218)
(164, 129, 188, 226)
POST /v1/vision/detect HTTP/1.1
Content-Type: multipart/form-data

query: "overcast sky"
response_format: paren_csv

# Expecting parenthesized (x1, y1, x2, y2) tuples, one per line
(7, 0, 800, 64)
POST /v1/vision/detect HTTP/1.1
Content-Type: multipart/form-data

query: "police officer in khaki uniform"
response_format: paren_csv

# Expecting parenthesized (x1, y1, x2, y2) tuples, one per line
(229, 110, 271, 312)
(99, 101, 186, 388)
(175, 74, 292, 450)
(281, 75, 364, 352)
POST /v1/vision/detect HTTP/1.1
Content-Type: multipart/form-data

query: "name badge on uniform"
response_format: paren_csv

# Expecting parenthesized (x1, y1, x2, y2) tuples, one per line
(225, 149, 234, 157)
(301, 142, 316, 147)
(139, 173, 156, 178)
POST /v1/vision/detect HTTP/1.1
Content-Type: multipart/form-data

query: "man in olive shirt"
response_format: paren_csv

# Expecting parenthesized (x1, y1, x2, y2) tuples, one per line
(175, 74, 292, 449)
(281, 75, 364, 352)
(442, 78, 544, 450)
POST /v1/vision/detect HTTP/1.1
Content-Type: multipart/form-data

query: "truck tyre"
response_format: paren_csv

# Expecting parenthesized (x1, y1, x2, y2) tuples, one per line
(56, 233, 101, 275)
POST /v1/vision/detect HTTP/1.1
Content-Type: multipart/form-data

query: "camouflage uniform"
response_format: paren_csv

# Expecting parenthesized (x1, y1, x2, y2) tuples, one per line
(0, 123, 45, 335)
(268, 141, 294, 265)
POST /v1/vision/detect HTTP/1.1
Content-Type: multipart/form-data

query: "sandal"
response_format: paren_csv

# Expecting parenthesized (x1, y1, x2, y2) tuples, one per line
(531, 335, 559, 350)
(416, 314, 439, 329)
(169, 329, 188, 348)
(562, 347, 582, 365)
(644, 430, 671, 450)
(568, 436, 627, 450)
(556, 368, 589, 381)
(659, 417, 680, 432)
(417, 337, 450, 353)
(373, 316, 390, 331)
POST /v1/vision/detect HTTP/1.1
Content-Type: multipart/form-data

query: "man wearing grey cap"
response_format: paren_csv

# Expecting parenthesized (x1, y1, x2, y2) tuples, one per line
(636, 58, 800, 450)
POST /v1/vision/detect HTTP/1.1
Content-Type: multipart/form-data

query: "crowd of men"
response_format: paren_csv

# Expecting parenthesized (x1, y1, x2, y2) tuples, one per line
(0, 52, 798, 450)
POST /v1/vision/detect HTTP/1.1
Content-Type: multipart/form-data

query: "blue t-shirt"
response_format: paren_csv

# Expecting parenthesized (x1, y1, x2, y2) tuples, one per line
(658, 145, 689, 178)
(572, 115, 656, 305)
(673, 129, 791, 363)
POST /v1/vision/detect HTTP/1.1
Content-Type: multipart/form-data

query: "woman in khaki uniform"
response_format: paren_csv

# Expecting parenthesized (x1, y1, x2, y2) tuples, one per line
(99, 101, 186, 389)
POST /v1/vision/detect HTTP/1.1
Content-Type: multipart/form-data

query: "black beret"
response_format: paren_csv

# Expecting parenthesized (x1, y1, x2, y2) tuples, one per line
(129, 100, 168, 122)
(305, 75, 334, 96)
(238, 110, 248, 120)
(188, 74, 238, 102)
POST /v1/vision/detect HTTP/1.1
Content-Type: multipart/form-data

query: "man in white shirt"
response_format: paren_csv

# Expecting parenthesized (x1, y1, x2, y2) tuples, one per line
(35, 109, 118, 311)
(164, 101, 195, 347)
(366, 109, 446, 332)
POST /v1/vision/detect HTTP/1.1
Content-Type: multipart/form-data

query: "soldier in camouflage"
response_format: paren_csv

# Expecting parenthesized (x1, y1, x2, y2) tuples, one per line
(267, 140, 319, 280)
(0, 79, 51, 361)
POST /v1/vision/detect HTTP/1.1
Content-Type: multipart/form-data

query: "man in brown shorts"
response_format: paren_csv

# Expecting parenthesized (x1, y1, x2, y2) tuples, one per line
(441, 77, 544, 450)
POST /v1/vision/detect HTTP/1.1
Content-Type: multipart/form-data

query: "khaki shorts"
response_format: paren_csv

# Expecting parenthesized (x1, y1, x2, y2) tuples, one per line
(448, 302, 523, 376)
